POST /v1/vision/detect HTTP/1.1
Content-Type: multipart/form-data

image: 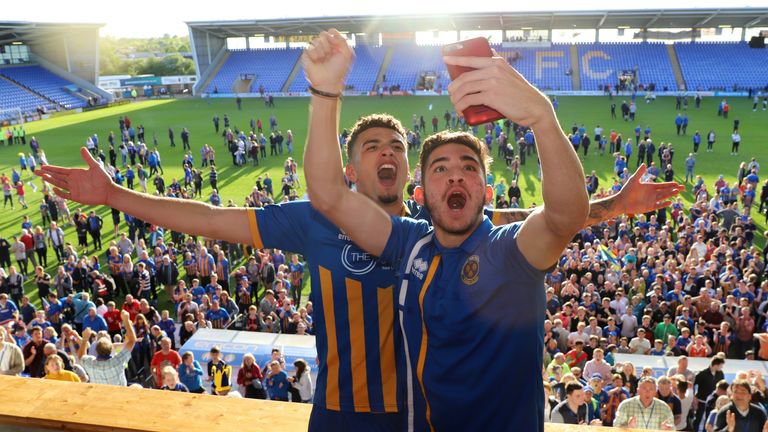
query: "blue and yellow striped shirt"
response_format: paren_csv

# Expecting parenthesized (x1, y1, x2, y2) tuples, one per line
(247, 201, 401, 413)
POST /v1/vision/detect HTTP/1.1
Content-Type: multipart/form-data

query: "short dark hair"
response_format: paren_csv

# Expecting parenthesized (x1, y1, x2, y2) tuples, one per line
(731, 378, 751, 394)
(711, 357, 725, 367)
(716, 379, 730, 391)
(346, 114, 406, 160)
(565, 381, 583, 396)
(419, 131, 491, 180)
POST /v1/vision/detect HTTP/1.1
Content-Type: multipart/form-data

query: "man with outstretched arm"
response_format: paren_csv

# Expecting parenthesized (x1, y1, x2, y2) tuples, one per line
(303, 29, 602, 431)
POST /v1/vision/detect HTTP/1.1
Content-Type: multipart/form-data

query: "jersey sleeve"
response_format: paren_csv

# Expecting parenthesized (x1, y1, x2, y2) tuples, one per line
(493, 221, 549, 275)
(247, 201, 311, 253)
(380, 216, 431, 265)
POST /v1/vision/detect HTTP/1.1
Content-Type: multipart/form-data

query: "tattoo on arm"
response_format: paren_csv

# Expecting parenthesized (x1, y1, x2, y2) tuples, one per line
(585, 199, 617, 226)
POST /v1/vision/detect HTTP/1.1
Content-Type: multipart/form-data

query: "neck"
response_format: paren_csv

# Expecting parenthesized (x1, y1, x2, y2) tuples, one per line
(382, 199, 405, 217)
(735, 401, 750, 411)
(434, 216, 483, 249)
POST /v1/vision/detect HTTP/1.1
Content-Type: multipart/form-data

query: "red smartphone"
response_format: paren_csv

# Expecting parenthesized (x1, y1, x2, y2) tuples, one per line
(442, 37, 505, 126)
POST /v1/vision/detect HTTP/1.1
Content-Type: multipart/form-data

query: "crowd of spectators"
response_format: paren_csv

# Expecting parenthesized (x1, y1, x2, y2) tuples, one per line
(2, 98, 768, 429)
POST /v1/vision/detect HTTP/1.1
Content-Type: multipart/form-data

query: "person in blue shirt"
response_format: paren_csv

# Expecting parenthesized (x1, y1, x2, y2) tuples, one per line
(205, 301, 230, 329)
(266, 360, 290, 401)
(675, 114, 683, 135)
(692, 131, 701, 153)
(82, 307, 108, 333)
(0, 293, 19, 326)
(178, 351, 205, 393)
(301, 31, 589, 432)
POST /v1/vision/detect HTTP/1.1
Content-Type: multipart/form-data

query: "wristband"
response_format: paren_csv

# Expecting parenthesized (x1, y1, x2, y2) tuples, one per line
(308, 86, 342, 99)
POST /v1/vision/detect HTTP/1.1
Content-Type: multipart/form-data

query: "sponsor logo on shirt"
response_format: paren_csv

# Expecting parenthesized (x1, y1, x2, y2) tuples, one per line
(411, 258, 428, 280)
(341, 244, 376, 275)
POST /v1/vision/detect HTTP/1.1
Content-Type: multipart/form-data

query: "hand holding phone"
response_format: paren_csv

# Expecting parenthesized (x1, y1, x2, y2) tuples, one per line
(442, 38, 504, 126)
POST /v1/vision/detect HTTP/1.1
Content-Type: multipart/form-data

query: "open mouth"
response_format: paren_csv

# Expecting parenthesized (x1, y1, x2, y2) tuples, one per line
(377, 164, 397, 187)
(447, 191, 467, 210)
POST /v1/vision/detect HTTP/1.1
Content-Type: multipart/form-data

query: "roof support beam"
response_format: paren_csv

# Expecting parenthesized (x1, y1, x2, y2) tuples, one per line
(745, 13, 768, 27)
(645, 12, 662, 28)
(694, 10, 719, 27)
(597, 13, 608, 28)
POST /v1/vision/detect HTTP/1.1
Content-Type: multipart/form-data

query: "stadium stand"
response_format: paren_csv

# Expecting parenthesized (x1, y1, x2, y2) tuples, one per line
(0, 66, 88, 109)
(675, 42, 768, 91)
(204, 42, 768, 95)
(381, 44, 448, 92)
(494, 44, 573, 91)
(0, 76, 54, 119)
(288, 44, 388, 93)
(206, 48, 303, 94)
(576, 42, 679, 91)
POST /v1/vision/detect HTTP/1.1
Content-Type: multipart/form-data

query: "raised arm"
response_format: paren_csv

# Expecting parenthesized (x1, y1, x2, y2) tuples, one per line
(446, 55, 588, 269)
(36, 148, 252, 245)
(302, 29, 391, 256)
(492, 165, 682, 226)
(121, 310, 137, 351)
(77, 328, 91, 360)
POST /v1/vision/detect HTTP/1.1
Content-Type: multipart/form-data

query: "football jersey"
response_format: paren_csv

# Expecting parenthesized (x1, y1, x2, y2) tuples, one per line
(382, 216, 546, 432)
(248, 201, 402, 413)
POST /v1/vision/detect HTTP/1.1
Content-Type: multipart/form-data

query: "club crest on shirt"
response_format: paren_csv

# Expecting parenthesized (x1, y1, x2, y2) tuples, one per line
(461, 255, 480, 285)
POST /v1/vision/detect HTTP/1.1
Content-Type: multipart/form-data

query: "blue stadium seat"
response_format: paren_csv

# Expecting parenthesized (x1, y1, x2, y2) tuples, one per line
(206, 48, 303, 93)
(0, 66, 88, 109)
(493, 44, 573, 91)
(675, 42, 768, 91)
(288, 45, 388, 93)
(576, 42, 678, 91)
(0, 78, 52, 116)
(381, 44, 448, 92)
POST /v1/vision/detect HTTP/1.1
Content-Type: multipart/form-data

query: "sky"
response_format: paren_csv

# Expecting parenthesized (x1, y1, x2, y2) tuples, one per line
(6, 0, 768, 38)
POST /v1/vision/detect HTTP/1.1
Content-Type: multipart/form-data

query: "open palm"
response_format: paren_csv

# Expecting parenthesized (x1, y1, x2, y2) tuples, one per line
(618, 164, 684, 215)
(35, 147, 113, 206)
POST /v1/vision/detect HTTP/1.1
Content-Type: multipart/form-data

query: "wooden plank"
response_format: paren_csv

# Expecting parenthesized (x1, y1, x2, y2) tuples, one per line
(0, 375, 663, 431)
(0, 375, 312, 432)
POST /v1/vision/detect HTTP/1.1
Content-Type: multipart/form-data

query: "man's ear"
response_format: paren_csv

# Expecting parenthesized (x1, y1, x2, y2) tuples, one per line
(414, 186, 424, 205)
(344, 164, 358, 183)
(485, 185, 494, 205)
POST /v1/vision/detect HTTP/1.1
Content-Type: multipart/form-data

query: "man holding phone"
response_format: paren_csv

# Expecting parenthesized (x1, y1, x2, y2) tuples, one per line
(304, 29, 588, 431)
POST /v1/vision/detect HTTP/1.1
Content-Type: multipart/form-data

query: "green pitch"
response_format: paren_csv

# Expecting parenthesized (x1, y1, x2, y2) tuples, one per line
(2, 95, 766, 308)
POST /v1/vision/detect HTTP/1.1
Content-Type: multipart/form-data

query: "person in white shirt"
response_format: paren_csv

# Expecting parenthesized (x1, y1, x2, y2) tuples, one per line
(674, 376, 694, 431)
(0, 326, 24, 376)
(568, 322, 590, 347)
(620, 309, 639, 339)
(288, 358, 313, 403)
(629, 328, 651, 355)
(610, 290, 629, 317)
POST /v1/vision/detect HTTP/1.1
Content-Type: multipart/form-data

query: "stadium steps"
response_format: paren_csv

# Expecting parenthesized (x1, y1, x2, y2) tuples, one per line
(569, 45, 581, 90)
(0, 73, 61, 108)
(281, 54, 304, 93)
(233, 77, 252, 93)
(198, 51, 230, 94)
(373, 47, 395, 92)
(666, 44, 687, 91)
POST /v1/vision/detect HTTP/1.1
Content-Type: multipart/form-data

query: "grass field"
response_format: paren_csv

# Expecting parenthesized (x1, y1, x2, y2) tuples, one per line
(2, 94, 767, 309)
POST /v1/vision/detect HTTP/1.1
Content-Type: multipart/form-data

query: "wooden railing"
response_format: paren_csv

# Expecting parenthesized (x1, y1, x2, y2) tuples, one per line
(0, 375, 660, 431)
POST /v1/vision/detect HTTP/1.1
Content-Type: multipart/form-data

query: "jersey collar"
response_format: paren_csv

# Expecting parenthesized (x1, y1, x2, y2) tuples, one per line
(434, 216, 492, 254)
